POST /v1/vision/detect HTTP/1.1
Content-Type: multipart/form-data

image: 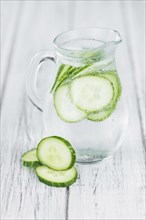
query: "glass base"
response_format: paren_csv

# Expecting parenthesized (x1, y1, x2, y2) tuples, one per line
(76, 150, 113, 164)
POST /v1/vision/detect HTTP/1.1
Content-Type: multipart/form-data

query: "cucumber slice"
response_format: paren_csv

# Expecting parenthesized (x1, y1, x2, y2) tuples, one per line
(69, 60, 113, 80)
(87, 108, 115, 122)
(22, 149, 40, 168)
(54, 66, 79, 89)
(37, 136, 76, 171)
(54, 83, 86, 122)
(36, 166, 77, 187)
(70, 75, 114, 113)
(101, 71, 122, 109)
(51, 64, 72, 92)
(87, 71, 122, 121)
(51, 64, 90, 93)
(68, 65, 90, 79)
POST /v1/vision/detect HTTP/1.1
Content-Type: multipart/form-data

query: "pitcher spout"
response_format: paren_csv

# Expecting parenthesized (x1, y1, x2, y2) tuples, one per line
(106, 29, 122, 46)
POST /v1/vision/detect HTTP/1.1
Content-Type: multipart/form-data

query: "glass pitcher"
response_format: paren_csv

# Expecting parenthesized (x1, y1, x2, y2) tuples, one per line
(27, 28, 129, 163)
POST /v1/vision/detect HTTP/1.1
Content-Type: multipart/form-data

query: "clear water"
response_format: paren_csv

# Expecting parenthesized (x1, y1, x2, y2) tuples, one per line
(43, 39, 129, 163)
(61, 39, 105, 50)
(44, 96, 128, 163)
(59, 39, 108, 67)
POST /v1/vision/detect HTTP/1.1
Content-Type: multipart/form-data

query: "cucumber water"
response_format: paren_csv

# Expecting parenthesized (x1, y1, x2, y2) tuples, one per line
(42, 34, 126, 164)
(50, 38, 121, 123)
(51, 62, 121, 122)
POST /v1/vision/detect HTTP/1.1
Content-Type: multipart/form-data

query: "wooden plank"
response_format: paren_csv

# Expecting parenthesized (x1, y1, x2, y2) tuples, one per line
(67, 1, 145, 219)
(120, 0, 145, 143)
(1, 1, 71, 219)
(1, 1, 21, 97)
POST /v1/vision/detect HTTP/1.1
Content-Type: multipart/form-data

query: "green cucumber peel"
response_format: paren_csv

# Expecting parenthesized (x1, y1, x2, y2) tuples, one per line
(54, 83, 86, 123)
(51, 64, 91, 93)
(98, 70, 122, 110)
(51, 55, 112, 94)
(87, 70, 122, 121)
(51, 64, 71, 92)
(36, 166, 77, 188)
(21, 149, 40, 168)
(22, 161, 40, 168)
(37, 136, 76, 171)
(87, 106, 116, 122)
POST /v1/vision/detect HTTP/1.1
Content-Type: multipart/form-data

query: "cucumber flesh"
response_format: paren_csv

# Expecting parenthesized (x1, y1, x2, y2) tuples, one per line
(22, 149, 40, 168)
(70, 75, 114, 113)
(54, 83, 86, 122)
(37, 136, 76, 171)
(36, 166, 77, 187)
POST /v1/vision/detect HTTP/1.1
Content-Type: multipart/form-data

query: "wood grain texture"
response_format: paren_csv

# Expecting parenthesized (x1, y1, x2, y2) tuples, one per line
(1, 1, 22, 101)
(1, 1, 71, 219)
(121, 0, 145, 144)
(1, 1, 145, 220)
(67, 1, 145, 219)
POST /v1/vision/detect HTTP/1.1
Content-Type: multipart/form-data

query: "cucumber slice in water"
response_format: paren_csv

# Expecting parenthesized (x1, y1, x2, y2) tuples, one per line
(67, 65, 90, 80)
(37, 136, 76, 171)
(36, 165, 77, 187)
(102, 71, 122, 109)
(51, 64, 72, 92)
(87, 71, 122, 121)
(54, 83, 86, 123)
(87, 108, 115, 122)
(51, 64, 90, 93)
(70, 75, 114, 113)
(22, 149, 40, 168)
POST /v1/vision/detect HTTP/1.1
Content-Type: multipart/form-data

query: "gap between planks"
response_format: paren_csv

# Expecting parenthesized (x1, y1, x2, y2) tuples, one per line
(1, 1, 77, 219)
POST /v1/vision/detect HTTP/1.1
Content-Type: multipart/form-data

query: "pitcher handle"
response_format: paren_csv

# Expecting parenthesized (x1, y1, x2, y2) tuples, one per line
(26, 51, 56, 111)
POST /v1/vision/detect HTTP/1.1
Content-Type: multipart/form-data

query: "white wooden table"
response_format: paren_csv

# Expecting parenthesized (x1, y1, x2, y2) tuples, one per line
(1, 1, 145, 219)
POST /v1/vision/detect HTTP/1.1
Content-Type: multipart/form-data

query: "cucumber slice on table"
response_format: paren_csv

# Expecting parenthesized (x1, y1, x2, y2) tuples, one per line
(54, 83, 86, 122)
(87, 71, 122, 121)
(70, 75, 114, 113)
(36, 166, 77, 187)
(37, 136, 76, 171)
(22, 149, 40, 167)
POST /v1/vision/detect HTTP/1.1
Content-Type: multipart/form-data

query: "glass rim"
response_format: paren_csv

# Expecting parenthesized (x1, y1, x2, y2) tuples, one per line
(53, 27, 122, 53)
